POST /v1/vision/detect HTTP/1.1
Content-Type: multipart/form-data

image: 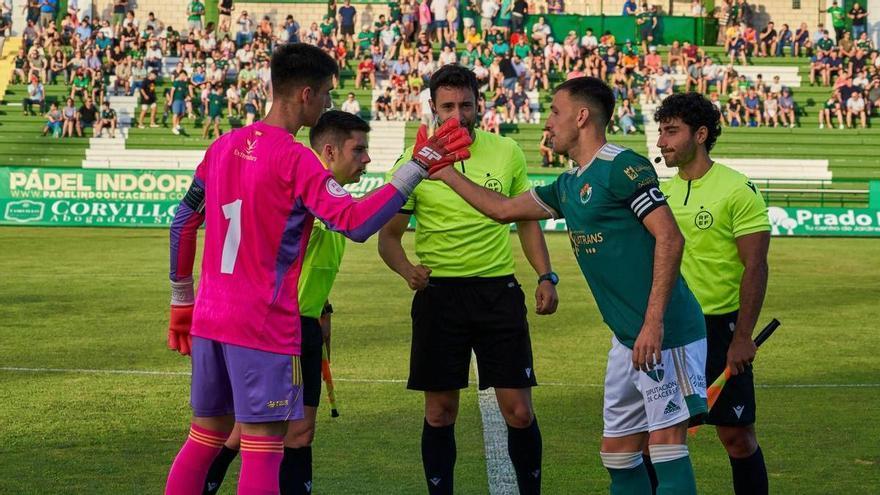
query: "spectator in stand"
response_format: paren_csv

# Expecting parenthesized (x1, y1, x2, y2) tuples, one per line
(743, 87, 763, 126)
(758, 21, 777, 57)
(846, 90, 867, 128)
(23, 75, 44, 116)
(187, 0, 205, 34)
(666, 40, 684, 73)
(60, 97, 78, 137)
(530, 15, 550, 47)
(824, 49, 844, 86)
(137, 72, 159, 128)
(481, 104, 501, 133)
(76, 97, 97, 136)
(202, 83, 225, 138)
(418, 0, 431, 34)
(236, 10, 254, 47)
(95, 100, 117, 138)
(218, 0, 234, 34)
(38, 0, 56, 29)
(539, 128, 564, 167)
(622, 0, 636, 15)
(341, 92, 361, 115)
(726, 92, 744, 126)
(510, 83, 530, 123)
(778, 87, 796, 127)
(355, 54, 375, 89)
(636, 3, 658, 54)
(111, 0, 127, 35)
(511, 0, 526, 34)
(793, 22, 810, 56)
(819, 90, 844, 129)
(42, 101, 63, 137)
(170, 70, 190, 134)
(838, 31, 855, 58)
(775, 23, 792, 56)
(242, 80, 261, 125)
(848, 2, 867, 40)
(614, 98, 638, 134)
(226, 82, 242, 117)
(374, 87, 392, 120)
(762, 90, 779, 126)
(338, 0, 357, 47)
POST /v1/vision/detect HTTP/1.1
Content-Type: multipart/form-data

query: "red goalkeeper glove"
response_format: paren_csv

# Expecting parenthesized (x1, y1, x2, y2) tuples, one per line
(411, 118, 472, 175)
(168, 278, 195, 356)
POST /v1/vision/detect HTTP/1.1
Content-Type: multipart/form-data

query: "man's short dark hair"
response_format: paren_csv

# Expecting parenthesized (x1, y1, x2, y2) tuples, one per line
(429, 64, 479, 103)
(654, 92, 722, 152)
(309, 110, 371, 149)
(270, 43, 339, 97)
(553, 76, 615, 128)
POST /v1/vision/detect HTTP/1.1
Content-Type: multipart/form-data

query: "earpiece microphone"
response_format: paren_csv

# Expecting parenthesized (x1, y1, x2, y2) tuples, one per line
(654, 156, 663, 164)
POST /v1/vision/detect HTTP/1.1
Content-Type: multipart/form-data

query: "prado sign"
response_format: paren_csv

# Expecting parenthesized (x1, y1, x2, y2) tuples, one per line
(768, 206, 880, 237)
(2, 168, 879, 237)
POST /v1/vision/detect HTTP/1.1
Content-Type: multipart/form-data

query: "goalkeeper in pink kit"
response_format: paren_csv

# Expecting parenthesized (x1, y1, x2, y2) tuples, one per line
(164, 43, 471, 495)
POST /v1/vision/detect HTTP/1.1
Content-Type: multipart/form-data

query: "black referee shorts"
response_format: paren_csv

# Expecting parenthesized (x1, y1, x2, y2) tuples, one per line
(407, 275, 537, 391)
(300, 316, 324, 408)
(704, 310, 757, 426)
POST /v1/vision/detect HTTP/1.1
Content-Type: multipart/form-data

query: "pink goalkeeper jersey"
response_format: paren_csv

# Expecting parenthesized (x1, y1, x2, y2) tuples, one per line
(170, 121, 408, 355)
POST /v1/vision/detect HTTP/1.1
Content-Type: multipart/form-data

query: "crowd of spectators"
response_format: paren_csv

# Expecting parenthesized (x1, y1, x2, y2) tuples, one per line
(2, 0, 877, 142)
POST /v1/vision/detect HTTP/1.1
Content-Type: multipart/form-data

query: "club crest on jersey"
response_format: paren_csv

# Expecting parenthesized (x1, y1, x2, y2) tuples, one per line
(579, 183, 593, 204)
(326, 179, 349, 198)
(624, 166, 639, 180)
(695, 208, 714, 230)
(484, 177, 503, 192)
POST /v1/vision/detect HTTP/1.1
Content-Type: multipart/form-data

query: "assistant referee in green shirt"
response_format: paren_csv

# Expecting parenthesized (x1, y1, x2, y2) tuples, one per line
(379, 65, 558, 495)
(655, 92, 771, 495)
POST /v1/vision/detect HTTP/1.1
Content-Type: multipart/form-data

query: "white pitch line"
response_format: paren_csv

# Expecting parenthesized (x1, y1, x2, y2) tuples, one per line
(473, 354, 519, 495)
(1, 367, 878, 389)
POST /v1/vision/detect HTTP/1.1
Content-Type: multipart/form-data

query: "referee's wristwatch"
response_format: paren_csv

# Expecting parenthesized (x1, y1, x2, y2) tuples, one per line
(538, 272, 559, 285)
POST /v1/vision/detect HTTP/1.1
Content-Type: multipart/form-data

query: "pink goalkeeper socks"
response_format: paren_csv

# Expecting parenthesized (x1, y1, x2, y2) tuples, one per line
(165, 424, 229, 495)
(237, 434, 285, 495)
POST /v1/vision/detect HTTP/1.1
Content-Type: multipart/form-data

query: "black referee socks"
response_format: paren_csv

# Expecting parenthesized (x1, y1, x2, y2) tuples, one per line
(507, 417, 543, 495)
(730, 445, 768, 495)
(280, 446, 313, 495)
(421, 419, 456, 495)
(203, 445, 238, 495)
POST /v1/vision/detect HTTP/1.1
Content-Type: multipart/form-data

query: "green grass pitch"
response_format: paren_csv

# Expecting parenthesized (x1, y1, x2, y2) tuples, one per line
(1, 227, 878, 494)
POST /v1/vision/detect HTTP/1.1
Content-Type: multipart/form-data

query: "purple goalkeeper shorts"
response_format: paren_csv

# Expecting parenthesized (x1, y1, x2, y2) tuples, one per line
(190, 336, 304, 423)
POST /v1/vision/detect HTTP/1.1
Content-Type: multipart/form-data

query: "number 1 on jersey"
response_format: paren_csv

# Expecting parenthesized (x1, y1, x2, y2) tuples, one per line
(221, 199, 242, 274)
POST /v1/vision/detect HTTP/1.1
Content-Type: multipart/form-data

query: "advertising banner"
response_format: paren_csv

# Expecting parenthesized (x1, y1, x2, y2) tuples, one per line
(3, 168, 879, 237)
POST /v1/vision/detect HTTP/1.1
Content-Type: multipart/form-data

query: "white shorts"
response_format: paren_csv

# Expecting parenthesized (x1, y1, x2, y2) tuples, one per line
(603, 336, 708, 438)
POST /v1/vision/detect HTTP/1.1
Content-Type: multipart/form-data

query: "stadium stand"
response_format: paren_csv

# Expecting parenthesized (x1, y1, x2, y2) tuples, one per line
(1, 0, 878, 188)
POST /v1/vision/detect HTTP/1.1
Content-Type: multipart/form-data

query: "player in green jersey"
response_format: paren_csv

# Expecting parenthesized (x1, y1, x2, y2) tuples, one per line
(655, 92, 770, 495)
(433, 76, 707, 494)
(201, 111, 373, 495)
(379, 65, 557, 495)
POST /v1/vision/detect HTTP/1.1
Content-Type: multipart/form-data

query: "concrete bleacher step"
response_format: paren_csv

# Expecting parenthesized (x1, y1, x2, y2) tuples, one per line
(367, 119, 406, 172)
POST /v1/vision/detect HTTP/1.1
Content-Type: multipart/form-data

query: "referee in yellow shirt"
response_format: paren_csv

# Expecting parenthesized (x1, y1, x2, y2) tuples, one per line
(654, 93, 771, 495)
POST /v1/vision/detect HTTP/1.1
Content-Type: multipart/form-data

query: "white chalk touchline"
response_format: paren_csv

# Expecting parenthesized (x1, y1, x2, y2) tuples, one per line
(2, 367, 878, 389)
(472, 353, 519, 495)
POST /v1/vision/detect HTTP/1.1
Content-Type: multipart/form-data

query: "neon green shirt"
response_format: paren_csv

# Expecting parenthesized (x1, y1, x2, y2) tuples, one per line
(298, 218, 347, 318)
(532, 143, 705, 349)
(828, 6, 845, 28)
(387, 129, 530, 277)
(660, 163, 769, 315)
